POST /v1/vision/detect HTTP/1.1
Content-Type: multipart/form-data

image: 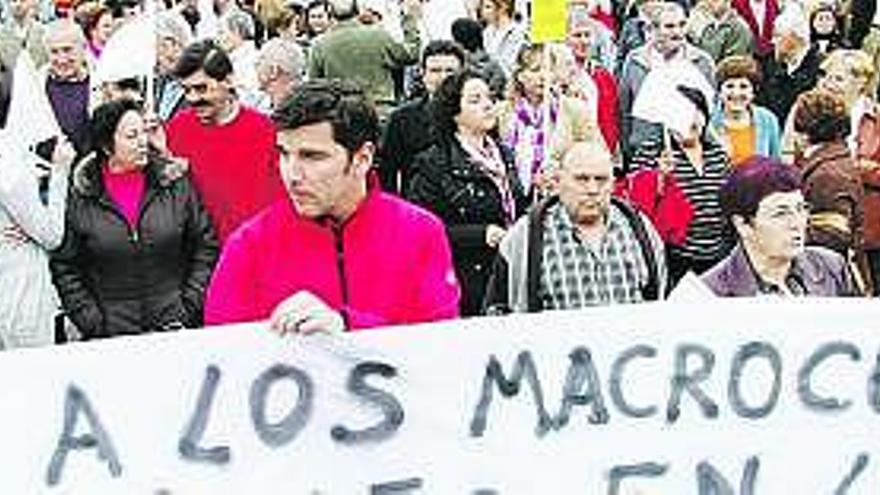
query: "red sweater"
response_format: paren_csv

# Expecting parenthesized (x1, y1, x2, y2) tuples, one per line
(166, 106, 283, 243)
(592, 66, 620, 154)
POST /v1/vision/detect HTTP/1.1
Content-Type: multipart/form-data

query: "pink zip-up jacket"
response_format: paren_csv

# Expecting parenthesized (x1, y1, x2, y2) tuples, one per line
(204, 189, 461, 329)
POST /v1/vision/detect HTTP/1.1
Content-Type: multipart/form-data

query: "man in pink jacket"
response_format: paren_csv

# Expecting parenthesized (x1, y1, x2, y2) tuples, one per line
(204, 80, 461, 333)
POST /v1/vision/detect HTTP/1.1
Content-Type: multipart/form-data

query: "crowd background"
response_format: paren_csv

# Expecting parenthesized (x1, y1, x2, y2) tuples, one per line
(0, 0, 878, 350)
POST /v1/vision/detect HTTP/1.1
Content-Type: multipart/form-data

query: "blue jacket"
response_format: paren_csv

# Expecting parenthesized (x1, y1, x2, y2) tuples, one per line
(710, 104, 781, 160)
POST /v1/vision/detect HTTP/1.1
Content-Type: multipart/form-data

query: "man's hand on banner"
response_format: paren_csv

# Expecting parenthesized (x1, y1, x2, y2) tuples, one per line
(270, 290, 346, 337)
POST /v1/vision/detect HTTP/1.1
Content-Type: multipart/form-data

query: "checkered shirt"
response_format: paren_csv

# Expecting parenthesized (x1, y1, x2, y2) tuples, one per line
(539, 202, 651, 309)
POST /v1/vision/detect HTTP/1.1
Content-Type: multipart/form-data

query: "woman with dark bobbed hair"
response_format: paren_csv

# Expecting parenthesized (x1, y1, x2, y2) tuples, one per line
(406, 69, 526, 316)
(792, 88, 864, 259)
(51, 99, 219, 339)
(702, 156, 860, 296)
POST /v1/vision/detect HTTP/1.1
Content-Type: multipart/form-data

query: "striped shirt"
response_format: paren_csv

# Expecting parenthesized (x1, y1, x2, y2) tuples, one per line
(630, 138, 733, 261)
(539, 202, 656, 309)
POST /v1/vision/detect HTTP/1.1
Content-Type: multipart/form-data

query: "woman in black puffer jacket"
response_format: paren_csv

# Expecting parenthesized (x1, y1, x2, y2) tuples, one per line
(51, 99, 218, 339)
(407, 70, 526, 316)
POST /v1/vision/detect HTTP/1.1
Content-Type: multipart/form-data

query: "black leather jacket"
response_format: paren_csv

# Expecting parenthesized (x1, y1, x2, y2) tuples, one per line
(50, 152, 219, 338)
(406, 137, 526, 316)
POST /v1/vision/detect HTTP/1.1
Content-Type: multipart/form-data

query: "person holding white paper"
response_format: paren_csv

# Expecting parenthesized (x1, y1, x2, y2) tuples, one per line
(618, 2, 715, 160)
(630, 85, 735, 287)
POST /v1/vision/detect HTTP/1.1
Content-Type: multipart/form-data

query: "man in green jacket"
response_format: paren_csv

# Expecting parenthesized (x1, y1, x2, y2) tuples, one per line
(308, 0, 422, 120)
(687, 0, 755, 63)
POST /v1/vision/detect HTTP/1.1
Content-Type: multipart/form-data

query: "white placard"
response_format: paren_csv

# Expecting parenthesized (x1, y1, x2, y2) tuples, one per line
(3, 299, 880, 494)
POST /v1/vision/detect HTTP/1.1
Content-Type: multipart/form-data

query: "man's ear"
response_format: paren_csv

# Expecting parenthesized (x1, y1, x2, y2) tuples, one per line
(352, 142, 375, 174)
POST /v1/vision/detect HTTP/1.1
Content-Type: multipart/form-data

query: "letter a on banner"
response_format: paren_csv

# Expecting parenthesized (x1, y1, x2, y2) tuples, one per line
(531, 0, 568, 43)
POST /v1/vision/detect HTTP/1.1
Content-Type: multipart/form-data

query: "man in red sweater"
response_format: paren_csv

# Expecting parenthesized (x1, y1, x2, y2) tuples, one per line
(166, 40, 283, 243)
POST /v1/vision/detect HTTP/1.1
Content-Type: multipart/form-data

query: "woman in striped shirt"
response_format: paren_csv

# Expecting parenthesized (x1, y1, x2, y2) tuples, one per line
(630, 85, 736, 288)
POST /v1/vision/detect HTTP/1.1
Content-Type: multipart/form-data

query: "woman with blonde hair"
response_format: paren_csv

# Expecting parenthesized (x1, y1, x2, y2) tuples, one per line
(498, 43, 600, 197)
(781, 49, 872, 161)
(254, 0, 290, 38)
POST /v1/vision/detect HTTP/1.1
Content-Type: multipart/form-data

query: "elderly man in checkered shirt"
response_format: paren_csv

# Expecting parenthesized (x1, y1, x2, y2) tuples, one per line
(483, 141, 668, 313)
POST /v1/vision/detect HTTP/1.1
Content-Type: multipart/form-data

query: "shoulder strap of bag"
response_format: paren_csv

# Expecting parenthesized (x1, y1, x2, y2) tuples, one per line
(611, 196, 660, 300)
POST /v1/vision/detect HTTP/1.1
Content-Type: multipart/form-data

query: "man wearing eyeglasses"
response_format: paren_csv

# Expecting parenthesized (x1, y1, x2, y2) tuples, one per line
(702, 156, 861, 296)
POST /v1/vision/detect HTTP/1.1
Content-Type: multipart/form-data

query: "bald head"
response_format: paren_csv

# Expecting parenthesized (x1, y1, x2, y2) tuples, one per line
(561, 141, 614, 171)
(558, 141, 615, 227)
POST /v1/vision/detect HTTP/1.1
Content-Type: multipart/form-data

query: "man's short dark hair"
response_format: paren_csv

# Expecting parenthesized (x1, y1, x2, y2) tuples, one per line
(307, 0, 333, 14)
(272, 79, 379, 154)
(172, 39, 234, 81)
(305, 0, 336, 19)
(451, 17, 484, 53)
(719, 156, 803, 221)
(422, 40, 466, 68)
(114, 77, 142, 92)
(484, 0, 515, 18)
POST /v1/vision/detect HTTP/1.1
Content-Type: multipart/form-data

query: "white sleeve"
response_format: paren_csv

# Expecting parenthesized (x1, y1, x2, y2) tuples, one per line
(0, 161, 69, 250)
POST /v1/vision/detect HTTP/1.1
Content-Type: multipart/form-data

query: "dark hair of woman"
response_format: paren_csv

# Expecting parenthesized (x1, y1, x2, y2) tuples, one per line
(431, 69, 490, 142)
(88, 98, 143, 162)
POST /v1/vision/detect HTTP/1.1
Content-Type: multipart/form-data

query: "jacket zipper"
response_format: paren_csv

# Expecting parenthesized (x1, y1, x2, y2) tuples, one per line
(97, 187, 160, 329)
(332, 224, 350, 330)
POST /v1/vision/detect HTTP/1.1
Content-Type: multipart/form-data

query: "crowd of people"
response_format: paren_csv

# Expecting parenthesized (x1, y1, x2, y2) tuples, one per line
(0, 0, 876, 350)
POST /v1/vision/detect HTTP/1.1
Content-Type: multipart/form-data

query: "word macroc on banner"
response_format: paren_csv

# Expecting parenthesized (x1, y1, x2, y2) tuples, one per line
(2, 300, 880, 494)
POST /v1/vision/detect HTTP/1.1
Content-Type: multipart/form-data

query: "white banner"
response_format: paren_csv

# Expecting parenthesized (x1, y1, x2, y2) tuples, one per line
(3, 299, 880, 494)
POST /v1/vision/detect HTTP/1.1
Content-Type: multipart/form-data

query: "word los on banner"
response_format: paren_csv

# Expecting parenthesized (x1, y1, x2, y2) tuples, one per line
(45, 360, 404, 488)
